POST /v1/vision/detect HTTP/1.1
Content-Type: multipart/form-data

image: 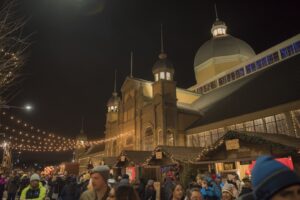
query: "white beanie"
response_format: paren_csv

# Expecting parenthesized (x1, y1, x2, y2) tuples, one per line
(30, 173, 40, 182)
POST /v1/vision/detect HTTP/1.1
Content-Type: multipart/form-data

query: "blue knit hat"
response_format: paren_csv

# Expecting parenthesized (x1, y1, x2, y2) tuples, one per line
(251, 156, 300, 200)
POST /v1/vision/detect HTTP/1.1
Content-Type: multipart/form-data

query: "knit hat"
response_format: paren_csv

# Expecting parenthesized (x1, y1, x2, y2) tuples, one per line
(222, 183, 234, 197)
(91, 165, 110, 182)
(147, 179, 154, 186)
(30, 174, 40, 182)
(251, 156, 300, 200)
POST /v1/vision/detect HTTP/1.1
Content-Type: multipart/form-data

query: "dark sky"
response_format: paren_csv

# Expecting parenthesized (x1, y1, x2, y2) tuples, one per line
(8, 0, 300, 141)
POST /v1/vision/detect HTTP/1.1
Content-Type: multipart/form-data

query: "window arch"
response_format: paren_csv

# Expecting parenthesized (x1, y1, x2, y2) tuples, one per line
(144, 127, 154, 151)
(167, 130, 174, 146)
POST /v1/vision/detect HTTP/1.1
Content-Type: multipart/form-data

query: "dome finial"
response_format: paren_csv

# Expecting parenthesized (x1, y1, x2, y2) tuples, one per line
(81, 116, 84, 133)
(113, 69, 117, 95)
(159, 24, 167, 59)
(211, 4, 227, 37)
(130, 51, 133, 78)
(214, 3, 219, 21)
(160, 23, 164, 53)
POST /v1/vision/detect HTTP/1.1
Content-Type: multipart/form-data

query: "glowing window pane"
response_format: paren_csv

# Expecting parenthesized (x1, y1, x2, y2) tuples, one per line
(166, 72, 171, 80)
(155, 73, 159, 81)
(160, 72, 165, 79)
(213, 30, 218, 36)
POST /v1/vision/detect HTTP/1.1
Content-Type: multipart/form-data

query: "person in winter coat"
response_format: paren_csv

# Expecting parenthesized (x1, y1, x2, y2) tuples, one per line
(0, 174, 6, 200)
(60, 177, 80, 200)
(200, 179, 218, 200)
(163, 177, 175, 200)
(18, 174, 30, 197)
(144, 180, 156, 200)
(7, 173, 20, 200)
(251, 156, 300, 200)
(221, 184, 235, 200)
(20, 174, 46, 200)
(169, 183, 184, 200)
(238, 177, 252, 197)
(80, 165, 110, 200)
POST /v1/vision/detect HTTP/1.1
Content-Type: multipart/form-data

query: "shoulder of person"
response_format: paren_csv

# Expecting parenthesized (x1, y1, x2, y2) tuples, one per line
(80, 189, 96, 199)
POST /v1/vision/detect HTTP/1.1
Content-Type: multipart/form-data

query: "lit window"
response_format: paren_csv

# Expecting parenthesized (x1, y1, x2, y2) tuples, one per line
(275, 114, 289, 135)
(213, 29, 218, 36)
(265, 116, 277, 133)
(236, 123, 244, 131)
(166, 72, 171, 80)
(160, 72, 165, 79)
(244, 121, 255, 132)
(293, 41, 300, 53)
(254, 119, 265, 132)
(155, 73, 159, 81)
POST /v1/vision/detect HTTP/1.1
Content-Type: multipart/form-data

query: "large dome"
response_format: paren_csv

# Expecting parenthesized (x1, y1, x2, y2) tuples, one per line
(194, 35, 255, 68)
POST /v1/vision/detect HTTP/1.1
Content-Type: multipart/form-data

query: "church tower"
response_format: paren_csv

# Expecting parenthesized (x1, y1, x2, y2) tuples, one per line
(75, 118, 87, 161)
(106, 70, 120, 123)
(152, 25, 178, 146)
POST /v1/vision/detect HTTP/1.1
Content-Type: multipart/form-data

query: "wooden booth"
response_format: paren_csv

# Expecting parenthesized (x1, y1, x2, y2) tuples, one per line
(193, 131, 300, 178)
(114, 150, 152, 182)
(144, 146, 203, 187)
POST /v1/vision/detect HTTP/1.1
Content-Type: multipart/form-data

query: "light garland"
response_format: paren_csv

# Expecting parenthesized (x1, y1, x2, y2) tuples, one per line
(0, 112, 136, 152)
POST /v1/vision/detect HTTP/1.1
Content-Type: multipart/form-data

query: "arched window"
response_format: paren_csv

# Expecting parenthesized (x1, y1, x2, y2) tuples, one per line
(112, 140, 117, 156)
(126, 136, 133, 145)
(144, 127, 154, 151)
(158, 130, 163, 145)
(167, 130, 174, 146)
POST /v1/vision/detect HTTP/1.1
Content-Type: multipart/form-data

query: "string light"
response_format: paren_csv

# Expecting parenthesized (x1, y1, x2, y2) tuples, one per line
(0, 112, 135, 152)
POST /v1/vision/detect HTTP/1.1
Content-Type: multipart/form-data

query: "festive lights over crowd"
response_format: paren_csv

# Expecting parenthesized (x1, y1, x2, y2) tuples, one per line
(0, 111, 134, 152)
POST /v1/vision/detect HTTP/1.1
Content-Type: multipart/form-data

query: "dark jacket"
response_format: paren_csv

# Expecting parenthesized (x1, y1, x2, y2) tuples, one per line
(7, 176, 19, 193)
(144, 186, 156, 200)
(239, 187, 253, 197)
(60, 182, 80, 200)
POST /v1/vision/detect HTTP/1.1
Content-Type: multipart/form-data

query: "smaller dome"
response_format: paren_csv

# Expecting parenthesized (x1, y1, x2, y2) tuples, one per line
(152, 53, 174, 74)
(107, 92, 120, 107)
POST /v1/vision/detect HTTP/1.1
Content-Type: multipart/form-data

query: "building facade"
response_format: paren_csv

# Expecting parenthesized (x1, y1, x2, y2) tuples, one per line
(78, 13, 300, 166)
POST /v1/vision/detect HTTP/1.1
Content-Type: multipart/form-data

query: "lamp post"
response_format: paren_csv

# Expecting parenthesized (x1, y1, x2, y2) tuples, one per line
(0, 103, 33, 172)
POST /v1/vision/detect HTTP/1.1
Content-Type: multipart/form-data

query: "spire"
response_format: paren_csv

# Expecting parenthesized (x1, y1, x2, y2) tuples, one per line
(130, 51, 133, 78)
(159, 24, 167, 59)
(80, 117, 84, 133)
(113, 69, 117, 95)
(214, 3, 219, 21)
(160, 24, 164, 53)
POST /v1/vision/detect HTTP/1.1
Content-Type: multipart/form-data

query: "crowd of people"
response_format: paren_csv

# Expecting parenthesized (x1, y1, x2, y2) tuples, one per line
(0, 156, 299, 200)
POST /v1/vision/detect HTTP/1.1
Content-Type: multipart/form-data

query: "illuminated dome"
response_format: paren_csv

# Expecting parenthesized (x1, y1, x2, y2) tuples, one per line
(194, 18, 255, 68)
(194, 34, 255, 67)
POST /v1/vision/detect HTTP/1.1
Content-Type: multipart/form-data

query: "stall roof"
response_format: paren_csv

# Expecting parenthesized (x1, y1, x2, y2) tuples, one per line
(144, 146, 203, 166)
(84, 144, 105, 156)
(115, 150, 152, 167)
(195, 131, 300, 161)
(102, 157, 118, 167)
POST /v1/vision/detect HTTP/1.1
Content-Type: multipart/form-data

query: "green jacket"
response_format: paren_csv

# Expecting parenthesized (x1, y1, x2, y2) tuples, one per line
(20, 182, 46, 200)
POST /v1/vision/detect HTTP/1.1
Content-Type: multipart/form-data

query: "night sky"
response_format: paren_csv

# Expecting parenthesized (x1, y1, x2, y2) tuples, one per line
(7, 0, 300, 142)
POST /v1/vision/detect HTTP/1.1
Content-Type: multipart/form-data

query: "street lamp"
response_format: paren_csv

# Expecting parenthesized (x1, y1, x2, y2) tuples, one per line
(0, 104, 33, 111)
(0, 103, 33, 172)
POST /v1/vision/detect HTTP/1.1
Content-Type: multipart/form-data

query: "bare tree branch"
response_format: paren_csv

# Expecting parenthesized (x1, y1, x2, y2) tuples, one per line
(0, 0, 31, 104)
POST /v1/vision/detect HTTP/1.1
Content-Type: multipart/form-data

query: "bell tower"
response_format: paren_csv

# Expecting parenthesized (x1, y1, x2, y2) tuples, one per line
(106, 70, 120, 123)
(152, 25, 178, 146)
